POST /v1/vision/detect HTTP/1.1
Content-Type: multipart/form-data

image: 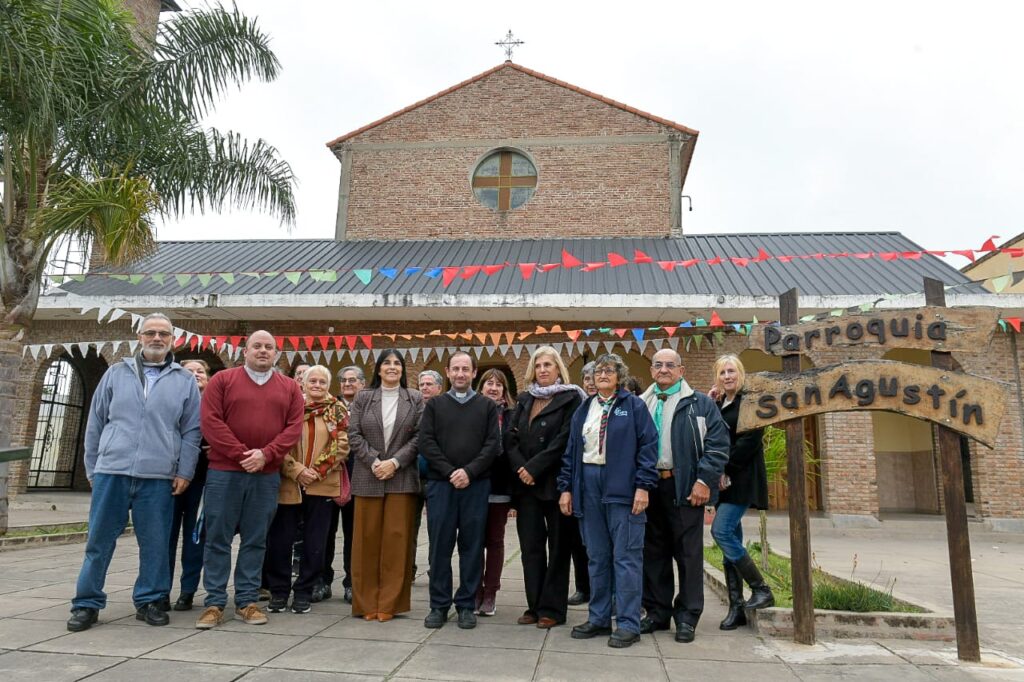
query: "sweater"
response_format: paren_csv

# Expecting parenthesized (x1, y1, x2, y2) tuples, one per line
(200, 366, 305, 474)
(419, 392, 500, 481)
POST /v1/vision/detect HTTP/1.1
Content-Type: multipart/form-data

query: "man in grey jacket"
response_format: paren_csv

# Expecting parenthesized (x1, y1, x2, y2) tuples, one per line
(67, 313, 202, 632)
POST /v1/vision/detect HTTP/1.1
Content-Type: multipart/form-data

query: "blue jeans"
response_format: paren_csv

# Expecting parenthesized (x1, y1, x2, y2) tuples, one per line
(73, 473, 173, 610)
(580, 464, 645, 634)
(710, 502, 748, 563)
(202, 470, 280, 609)
(168, 477, 205, 594)
(425, 477, 490, 610)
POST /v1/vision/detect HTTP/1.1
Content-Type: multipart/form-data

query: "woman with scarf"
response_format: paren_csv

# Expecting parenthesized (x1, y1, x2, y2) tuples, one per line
(265, 365, 350, 615)
(709, 354, 774, 629)
(506, 346, 586, 629)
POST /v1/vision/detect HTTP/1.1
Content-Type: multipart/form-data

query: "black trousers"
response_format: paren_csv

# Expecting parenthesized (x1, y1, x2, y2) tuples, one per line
(322, 498, 354, 588)
(515, 495, 573, 622)
(568, 516, 590, 594)
(266, 496, 334, 600)
(642, 478, 705, 627)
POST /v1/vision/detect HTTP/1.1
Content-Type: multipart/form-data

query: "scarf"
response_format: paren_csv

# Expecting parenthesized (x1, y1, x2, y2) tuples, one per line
(653, 380, 683, 435)
(527, 379, 588, 401)
(596, 393, 616, 456)
(304, 396, 349, 477)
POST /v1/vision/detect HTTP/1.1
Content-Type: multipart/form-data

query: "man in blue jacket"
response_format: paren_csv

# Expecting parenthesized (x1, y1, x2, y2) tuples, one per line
(67, 313, 202, 632)
(638, 349, 729, 643)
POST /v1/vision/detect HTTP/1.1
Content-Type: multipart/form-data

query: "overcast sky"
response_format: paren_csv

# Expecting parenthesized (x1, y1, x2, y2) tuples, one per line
(161, 0, 1021, 264)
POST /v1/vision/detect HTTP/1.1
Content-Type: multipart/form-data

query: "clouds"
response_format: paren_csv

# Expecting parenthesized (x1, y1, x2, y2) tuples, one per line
(161, 0, 1023, 256)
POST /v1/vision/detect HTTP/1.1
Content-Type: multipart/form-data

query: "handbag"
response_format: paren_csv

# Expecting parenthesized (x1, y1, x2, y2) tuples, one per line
(333, 464, 352, 506)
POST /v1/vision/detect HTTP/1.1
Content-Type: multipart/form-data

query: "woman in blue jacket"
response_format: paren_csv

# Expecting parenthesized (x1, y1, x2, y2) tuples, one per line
(558, 353, 658, 649)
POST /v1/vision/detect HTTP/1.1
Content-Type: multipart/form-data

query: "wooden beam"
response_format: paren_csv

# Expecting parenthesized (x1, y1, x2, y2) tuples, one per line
(780, 288, 815, 645)
(924, 277, 981, 662)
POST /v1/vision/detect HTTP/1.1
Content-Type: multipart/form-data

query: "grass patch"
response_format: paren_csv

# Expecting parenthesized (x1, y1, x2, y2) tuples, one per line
(704, 543, 925, 613)
(4, 522, 91, 538)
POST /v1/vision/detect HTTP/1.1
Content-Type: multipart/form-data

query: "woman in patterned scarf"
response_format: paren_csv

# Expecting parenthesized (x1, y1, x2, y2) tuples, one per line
(265, 365, 350, 615)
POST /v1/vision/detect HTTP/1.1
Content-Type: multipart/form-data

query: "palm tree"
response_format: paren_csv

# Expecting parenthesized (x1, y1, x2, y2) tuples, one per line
(0, 0, 296, 529)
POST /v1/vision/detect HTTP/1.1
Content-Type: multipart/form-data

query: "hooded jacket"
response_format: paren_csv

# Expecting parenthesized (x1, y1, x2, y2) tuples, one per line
(84, 355, 202, 481)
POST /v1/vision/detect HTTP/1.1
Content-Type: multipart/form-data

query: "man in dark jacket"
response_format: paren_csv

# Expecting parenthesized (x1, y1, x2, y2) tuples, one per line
(419, 351, 500, 630)
(638, 349, 730, 643)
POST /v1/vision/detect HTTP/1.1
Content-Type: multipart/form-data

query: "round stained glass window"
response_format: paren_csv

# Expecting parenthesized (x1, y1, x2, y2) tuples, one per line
(472, 150, 537, 211)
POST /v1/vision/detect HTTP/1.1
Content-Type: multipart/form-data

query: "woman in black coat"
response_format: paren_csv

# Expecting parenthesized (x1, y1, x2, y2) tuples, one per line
(505, 346, 585, 628)
(709, 354, 775, 630)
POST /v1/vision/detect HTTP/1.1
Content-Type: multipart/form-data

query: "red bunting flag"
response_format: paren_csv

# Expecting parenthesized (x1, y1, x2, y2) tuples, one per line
(663, 326, 677, 337)
(901, 251, 922, 260)
(303, 336, 315, 350)
(567, 330, 582, 342)
(658, 260, 676, 271)
(1005, 248, 1024, 258)
(613, 328, 628, 338)
(561, 249, 582, 268)
(951, 250, 976, 262)
(442, 267, 461, 287)
(680, 259, 700, 268)
(706, 256, 722, 265)
(581, 262, 606, 272)
(274, 337, 286, 350)
(539, 263, 561, 272)
(174, 336, 186, 349)
(730, 257, 749, 267)
(317, 335, 330, 350)
(777, 256, 794, 263)
(633, 249, 653, 264)
(288, 336, 300, 350)
(607, 252, 629, 267)
(482, 264, 505, 275)
(344, 335, 357, 350)
(853, 252, 873, 259)
(518, 263, 536, 279)
(229, 335, 242, 348)
(879, 252, 900, 261)
(332, 336, 344, 350)
(460, 265, 481, 279)
(926, 250, 948, 257)
(1006, 318, 1022, 333)
(980, 236, 999, 251)
(214, 335, 227, 349)
(751, 248, 771, 262)
(709, 311, 724, 327)
(359, 335, 373, 349)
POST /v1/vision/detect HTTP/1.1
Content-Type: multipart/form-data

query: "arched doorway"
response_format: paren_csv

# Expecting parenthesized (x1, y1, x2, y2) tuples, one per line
(28, 356, 86, 489)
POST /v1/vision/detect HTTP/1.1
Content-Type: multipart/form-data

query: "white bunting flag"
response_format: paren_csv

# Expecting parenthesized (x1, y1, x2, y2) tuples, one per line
(108, 308, 127, 323)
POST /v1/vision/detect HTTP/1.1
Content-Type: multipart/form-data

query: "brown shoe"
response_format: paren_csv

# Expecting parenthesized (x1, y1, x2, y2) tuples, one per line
(195, 606, 224, 630)
(517, 612, 538, 625)
(235, 603, 268, 625)
(537, 617, 559, 629)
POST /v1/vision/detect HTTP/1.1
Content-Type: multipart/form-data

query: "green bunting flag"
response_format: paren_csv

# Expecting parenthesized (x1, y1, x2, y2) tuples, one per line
(152, 273, 166, 285)
(197, 274, 213, 287)
(992, 275, 1011, 293)
(218, 273, 235, 285)
(309, 270, 339, 282)
(284, 272, 302, 285)
(175, 274, 192, 287)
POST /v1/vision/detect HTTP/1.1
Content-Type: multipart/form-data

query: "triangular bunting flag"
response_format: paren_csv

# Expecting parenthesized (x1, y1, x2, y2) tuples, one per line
(607, 252, 629, 267)
(587, 341, 600, 355)
(561, 249, 582, 268)
(197, 273, 213, 287)
(667, 337, 680, 351)
(353, 269, 373, 285)
(284, 272, 302, 285)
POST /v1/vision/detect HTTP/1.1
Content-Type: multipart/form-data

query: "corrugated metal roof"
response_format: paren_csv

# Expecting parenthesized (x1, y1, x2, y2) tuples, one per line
(55, 232, 986, 300)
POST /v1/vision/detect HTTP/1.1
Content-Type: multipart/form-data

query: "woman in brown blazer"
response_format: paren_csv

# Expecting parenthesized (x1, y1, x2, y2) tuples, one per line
(265, 365, 350, 615)
(347, 349, 423, 621)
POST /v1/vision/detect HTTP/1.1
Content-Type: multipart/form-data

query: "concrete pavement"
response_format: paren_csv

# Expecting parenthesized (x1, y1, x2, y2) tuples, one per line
(0, 497, 1022, 680)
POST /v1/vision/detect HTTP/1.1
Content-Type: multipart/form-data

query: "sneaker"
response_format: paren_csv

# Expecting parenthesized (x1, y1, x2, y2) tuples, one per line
(478, 594, 496, 616)
(67, 607, 99, 632)
(267, 596, 288, 613)
(195, 606, 224, 630)
(291, 598, 311, 614)
(235, 603, 269, 625)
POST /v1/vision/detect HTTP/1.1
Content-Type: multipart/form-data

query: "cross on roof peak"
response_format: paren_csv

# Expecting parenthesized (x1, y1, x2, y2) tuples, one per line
(495, 30, 523, 62)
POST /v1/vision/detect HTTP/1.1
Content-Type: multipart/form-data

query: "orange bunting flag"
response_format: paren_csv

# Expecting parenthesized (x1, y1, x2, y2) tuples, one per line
(709, 311, 724, 327)
(535, 325, 548, 334)
(613, 328, 628, 338)
(607, 252, 629, 267)
(561, 249, 582, 268)
(567, 330, 582, 342)
(663, 326, 677, 337)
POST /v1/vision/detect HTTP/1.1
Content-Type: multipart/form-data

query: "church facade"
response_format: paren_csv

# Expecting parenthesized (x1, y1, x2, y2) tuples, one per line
(13, 63, 1022, 531)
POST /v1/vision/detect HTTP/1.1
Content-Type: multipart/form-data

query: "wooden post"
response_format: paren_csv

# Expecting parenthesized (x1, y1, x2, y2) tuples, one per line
(924, 277, 981, 662)
(780, 288, 815, 645)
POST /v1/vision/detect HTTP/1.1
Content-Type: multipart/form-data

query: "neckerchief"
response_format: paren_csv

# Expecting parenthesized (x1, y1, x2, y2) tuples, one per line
(597, 393, 616, 456)
(304, 396, 349, 477)
(653, 380, 683, 435)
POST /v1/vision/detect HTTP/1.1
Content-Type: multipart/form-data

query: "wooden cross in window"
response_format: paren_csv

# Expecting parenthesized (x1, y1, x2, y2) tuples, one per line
(471, 151, 537, 211)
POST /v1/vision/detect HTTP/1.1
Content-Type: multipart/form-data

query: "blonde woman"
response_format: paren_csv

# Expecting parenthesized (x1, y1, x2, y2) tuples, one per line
(708, 354, 774, 630)
(265, 365, 350, 615)
(506, 346, 586, 628)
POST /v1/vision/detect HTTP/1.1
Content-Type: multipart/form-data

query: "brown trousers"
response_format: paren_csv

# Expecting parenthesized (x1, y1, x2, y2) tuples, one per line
(352, 493, 416, 617)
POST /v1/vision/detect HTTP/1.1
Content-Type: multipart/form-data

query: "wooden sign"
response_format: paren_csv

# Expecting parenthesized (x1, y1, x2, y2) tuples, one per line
(749, 307, 999, 355)
(737, 359, 1007, 447)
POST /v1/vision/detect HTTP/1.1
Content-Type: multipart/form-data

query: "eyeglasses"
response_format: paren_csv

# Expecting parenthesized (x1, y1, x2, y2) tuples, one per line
(594, 367, 617, 376)
(140, 330, 173, 339)
(652, 362, 679, 370)
(339, 378, 361, 384)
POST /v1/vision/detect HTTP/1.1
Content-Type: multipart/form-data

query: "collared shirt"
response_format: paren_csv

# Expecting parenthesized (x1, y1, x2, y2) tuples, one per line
(244, 366, 273, 386)
(643, 390, 683, 469)
(447, 387, 476, 404)
(581, 398, 606, 465)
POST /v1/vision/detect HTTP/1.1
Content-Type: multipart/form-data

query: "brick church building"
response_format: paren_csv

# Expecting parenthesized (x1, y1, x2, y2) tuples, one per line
(12, 61, 1022, 531)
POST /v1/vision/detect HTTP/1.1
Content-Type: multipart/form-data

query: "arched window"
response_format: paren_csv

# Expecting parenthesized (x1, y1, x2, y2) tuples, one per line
(29, 357, 86, 489)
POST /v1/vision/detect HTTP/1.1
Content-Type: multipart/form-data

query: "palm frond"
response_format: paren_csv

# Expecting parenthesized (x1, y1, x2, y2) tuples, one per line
(151, 3, 280, 119)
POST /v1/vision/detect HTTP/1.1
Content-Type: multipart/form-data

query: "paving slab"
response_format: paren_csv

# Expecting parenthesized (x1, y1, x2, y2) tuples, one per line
(142, 629, 306, 666)
(534, 650, 668, 682)
(653, 629, 780, 662)
(427, 621, 548, 650)
(241, 670, 383, 682)
(0, 616, 74, 649)
(81, 658, 250, 681)
(29, 623, 197, 657)
(396, 642, 540, 681)
(318, 614, 434, 643)
(0, 595, 68, 618)
(0, 650, 125, 681)
(263, 635, 417, 676)
(789, 663, 938, 681)
(663, 658, 800, 681)
(217, 611, 341, 636)
(542, 623, 659, 658)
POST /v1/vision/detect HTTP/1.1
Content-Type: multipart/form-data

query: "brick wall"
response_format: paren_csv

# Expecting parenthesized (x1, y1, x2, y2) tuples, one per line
(337, 67, 691, 240)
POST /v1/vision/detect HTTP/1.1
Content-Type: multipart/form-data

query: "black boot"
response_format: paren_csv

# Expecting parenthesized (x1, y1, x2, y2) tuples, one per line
(736, 554, 775, 610)
(719, 561, 748, 630)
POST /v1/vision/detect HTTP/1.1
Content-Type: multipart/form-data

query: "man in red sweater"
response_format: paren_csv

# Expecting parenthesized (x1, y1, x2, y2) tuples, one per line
(195, 330, 304, 629)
